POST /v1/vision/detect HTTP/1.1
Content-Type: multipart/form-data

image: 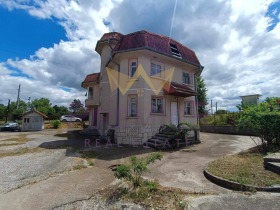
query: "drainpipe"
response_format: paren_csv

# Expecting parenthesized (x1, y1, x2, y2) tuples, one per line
(176, 97, 179, 126)
(107, 39, 120, 126)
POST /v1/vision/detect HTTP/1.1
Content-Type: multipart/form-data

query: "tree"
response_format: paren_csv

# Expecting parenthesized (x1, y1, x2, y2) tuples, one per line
(237, 101, 280, 153)
(215, 109, 228, 114)
(69, 99, 84, 113)
(52, 105, 69, 119)
(10, 100, 28, 120)
(197, 75, 208, 117)
(0, 104, 5, 120)
(31, 98, 54, 118)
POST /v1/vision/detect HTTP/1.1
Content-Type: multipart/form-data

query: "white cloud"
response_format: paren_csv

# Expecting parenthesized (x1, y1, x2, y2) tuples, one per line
(0, 63, 11, 75)
(0, 0, 280, 111)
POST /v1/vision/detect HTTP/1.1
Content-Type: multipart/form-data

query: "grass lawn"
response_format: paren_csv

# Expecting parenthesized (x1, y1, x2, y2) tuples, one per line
(208, 148, 280, 187)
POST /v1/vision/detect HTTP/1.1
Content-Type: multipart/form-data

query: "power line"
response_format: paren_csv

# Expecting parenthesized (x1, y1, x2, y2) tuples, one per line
(168, 0, 178, 43)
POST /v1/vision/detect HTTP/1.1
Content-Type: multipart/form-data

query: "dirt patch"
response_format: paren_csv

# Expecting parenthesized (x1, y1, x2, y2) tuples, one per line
(0, 147, 44, 158)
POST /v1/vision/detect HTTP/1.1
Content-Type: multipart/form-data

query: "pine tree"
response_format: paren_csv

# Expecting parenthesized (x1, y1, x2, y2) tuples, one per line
(196, 75, 208, 117)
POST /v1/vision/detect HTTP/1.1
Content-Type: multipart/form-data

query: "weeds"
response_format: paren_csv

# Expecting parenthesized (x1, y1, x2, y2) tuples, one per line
(114, 152, 162, 187)
(72, 165, 87, 170)
(208, 150, 280, 186)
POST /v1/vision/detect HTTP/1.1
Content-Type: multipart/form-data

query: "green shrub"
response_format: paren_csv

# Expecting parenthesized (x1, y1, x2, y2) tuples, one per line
(114, 152, 162, 187)
(145, 180, 158, 192)
(237, 109, 280, 153)
(51, 120, 61, 129)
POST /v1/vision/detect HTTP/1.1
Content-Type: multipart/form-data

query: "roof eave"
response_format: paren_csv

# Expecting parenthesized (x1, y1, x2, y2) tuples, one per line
(110, 47, 202, 69)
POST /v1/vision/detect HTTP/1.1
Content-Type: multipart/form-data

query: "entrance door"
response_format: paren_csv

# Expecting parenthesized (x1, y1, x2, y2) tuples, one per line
(171, 102, 178, 126)
(102, 113, 108, 135)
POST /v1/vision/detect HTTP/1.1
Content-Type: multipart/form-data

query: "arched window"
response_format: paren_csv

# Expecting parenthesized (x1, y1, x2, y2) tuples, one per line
(130, 60, 137, 77)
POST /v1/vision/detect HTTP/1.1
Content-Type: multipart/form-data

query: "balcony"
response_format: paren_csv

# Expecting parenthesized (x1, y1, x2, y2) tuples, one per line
(85, 98, 99, 107)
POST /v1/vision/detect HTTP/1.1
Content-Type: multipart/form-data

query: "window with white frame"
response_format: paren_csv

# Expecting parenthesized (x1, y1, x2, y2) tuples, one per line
(128, 95, 137, 117)
(151, 63, 162, 77)
(129, 59, 137, 77)
(184, 101, 192, 115)
(151, 97, 164, 113)
(182, 72, 191, 84)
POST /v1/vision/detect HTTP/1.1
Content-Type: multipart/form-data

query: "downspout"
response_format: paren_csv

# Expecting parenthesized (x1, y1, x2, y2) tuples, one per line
(176, 97, 179, 126)
(107, 39, 120, 126)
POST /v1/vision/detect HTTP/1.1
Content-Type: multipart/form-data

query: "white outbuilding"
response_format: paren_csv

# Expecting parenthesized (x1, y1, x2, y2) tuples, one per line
(22, 110, 48, 131)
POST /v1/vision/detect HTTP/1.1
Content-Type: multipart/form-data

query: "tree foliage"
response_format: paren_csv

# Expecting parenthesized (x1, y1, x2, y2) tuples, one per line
(69, 99, 84, 113)
(237, 99, 280, 153)
(196, 75, 208, 117)
(215, 109, 228, 114)
(0, 98, 70, 121)
(0, 104, 6, 119)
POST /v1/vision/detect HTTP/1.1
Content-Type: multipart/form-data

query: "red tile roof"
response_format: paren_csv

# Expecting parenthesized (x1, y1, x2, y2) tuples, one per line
(23, 110, 48, 118)
(164, 82, 197, 97)
(98, 30, 201, 67)
(82, 73, 100, 84)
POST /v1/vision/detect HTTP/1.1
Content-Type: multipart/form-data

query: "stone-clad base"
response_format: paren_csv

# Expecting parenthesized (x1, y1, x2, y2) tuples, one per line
(204, 169, 280, 192)
(113, 125, 160, 145)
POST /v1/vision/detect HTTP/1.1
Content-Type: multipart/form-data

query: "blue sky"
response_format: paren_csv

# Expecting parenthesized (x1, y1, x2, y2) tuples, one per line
(0, 7, 67, 62)
(0, 0, 280, 111)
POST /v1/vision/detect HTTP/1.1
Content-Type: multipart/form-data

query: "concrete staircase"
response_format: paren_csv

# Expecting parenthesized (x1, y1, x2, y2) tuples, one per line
(264, 153, 280, 174)
(144, 127, 198, 150)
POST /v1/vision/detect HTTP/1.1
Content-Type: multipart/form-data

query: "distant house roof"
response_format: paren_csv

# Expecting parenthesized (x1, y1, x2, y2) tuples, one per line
(240, 94, 262, 98)
(81, 73, 100, 88)
(23, 110, 48, 119)
(96, 30, 202, 68)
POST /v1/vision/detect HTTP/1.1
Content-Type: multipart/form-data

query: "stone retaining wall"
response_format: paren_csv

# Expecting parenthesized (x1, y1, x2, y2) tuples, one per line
(200, 125, 255, 136)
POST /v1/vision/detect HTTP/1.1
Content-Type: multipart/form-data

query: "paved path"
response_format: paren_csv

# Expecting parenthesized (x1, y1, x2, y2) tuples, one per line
(0, 167, 114, 210)
(148, 132, 257, 193)
(188, 192, 280, 210)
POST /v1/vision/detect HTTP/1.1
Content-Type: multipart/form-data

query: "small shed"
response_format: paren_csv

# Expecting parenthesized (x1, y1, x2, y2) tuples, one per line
(22, 110, 48, 131)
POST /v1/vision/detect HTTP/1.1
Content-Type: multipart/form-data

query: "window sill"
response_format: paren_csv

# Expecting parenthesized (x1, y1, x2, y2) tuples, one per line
(182, 83, 193, 87)
(126, 116, 138, 119)
(184, 114, 195, 117)
(150, 75, 164, 80)
(150, 113, 166, 116)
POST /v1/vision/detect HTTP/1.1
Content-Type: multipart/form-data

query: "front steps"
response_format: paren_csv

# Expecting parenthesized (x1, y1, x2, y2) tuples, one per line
(264, 153, 280, 174)
(144, 127, 199, 150)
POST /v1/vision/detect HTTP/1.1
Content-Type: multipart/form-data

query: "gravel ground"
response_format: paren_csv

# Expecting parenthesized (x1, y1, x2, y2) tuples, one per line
(0, 147, 85, 194)
(0, 129, 87, 194)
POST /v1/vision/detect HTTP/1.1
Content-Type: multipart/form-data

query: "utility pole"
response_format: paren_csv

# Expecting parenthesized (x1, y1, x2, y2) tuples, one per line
(27, 97, 31, 111)
(5, 99, 10, 123)
(16, 84, 21, 109)
(211, 100, 213, 114)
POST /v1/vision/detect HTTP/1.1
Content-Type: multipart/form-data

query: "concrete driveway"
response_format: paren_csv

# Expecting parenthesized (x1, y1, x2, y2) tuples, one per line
(1, 130, 279, 209)
(148, 132, 257, 193)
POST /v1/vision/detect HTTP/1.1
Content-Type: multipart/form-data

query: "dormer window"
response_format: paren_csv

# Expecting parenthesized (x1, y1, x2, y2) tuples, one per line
(169, 43, 182, 59)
